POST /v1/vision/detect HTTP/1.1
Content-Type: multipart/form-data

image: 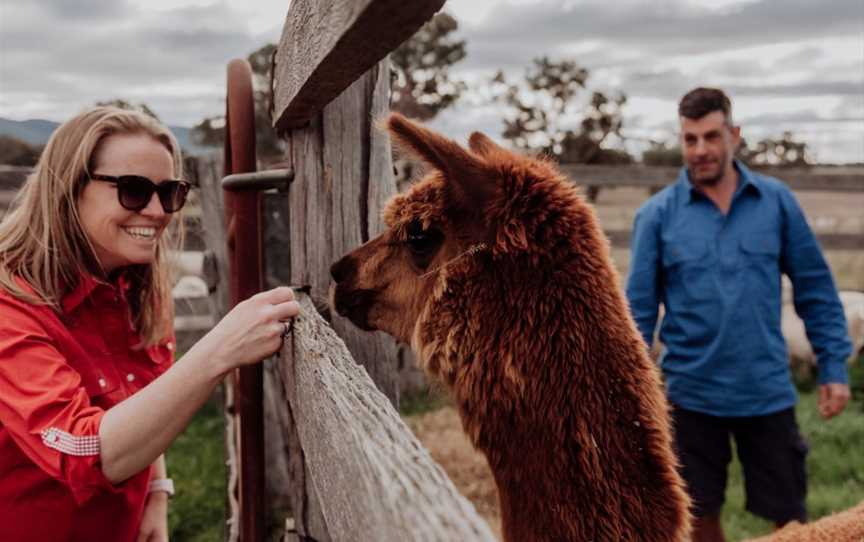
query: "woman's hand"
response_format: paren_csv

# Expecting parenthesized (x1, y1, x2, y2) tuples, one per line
(199, 286, 300, 372)
(137, 492, 169, 542)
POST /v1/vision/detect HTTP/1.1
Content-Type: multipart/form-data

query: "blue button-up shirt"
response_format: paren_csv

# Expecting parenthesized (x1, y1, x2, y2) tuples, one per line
(626, 161, 850, 417)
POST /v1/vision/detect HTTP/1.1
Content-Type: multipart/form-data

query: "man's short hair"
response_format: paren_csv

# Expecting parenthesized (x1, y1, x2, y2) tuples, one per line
(678, 87, 733, 125)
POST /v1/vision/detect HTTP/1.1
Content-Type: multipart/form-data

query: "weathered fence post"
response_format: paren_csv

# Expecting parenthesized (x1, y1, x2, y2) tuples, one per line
(262, 1, 447, 538)
(273, 59, 400, 404)
(269, 0, 447, 406)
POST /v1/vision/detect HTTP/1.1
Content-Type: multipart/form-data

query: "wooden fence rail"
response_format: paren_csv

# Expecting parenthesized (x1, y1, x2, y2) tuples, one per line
(560, 164, 864, 250)
(604, 229, 863, 251)
(275, 294, 496, 542)
(3, 163, 861, 253)
(560, 164, 864, 193)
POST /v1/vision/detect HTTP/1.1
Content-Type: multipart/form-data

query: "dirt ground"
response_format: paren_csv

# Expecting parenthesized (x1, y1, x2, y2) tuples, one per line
(406, 406, 503, 540)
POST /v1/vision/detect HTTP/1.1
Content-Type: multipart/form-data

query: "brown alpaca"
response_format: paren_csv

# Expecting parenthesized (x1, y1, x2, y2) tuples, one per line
(331, 114, 691, 541)
(749, 500, 864, 542)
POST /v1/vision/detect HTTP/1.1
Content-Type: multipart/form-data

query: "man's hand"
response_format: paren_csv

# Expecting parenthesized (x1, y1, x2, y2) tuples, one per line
(817, 383, 851, 419)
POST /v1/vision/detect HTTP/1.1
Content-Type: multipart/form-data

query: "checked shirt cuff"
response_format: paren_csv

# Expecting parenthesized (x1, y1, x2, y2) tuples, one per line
(40, 427, 101, 456)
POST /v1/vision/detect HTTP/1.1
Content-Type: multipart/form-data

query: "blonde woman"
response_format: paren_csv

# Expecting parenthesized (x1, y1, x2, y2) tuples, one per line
(0, 107, 298, 541)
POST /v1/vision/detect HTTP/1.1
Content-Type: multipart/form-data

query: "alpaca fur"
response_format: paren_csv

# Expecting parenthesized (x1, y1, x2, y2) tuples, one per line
(749, 500, 864, 542)
(331, 113, 691, 541)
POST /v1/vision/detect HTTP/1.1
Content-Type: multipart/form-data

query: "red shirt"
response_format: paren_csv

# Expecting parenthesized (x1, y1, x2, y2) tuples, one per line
(0, 274, 174, 541)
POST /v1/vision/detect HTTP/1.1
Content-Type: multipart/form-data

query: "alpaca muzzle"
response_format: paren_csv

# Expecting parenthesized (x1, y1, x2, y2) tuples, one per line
(332, 285, 378, 331)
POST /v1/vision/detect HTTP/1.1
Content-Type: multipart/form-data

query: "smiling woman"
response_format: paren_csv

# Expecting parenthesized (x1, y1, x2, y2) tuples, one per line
(0, 106, 300, 541)
(78, 133, 184, 272)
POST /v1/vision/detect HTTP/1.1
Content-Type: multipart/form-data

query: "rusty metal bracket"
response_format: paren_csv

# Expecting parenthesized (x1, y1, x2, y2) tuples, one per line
(222, 168, 294, 192)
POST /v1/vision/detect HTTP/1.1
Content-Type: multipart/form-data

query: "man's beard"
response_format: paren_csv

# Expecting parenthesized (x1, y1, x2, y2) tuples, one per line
(687, 153, 727, 188)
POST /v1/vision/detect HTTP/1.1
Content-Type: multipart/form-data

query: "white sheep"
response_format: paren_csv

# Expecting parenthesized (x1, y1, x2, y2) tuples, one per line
(647, 290, 864, 376)
(783, 290, 864, 375)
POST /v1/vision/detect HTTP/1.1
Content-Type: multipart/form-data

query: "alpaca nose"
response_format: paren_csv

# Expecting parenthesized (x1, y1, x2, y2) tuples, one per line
(330, 256, 355, 284)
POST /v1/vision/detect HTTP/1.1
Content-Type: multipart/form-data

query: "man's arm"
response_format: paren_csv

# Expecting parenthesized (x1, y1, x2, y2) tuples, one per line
(626, 205, 663, 349)
(779, 188, 852, 418)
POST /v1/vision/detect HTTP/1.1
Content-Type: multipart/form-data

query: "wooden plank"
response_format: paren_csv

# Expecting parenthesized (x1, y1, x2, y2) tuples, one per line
(189, 155, 231, 319)
(323, 59, 400, 403)
(279, 294, 497, 542)
(560, 164, 864, 192)
(280, 60, 400, 405)
(605, 229, 863, 250)
(273, 0, 445, 130)
(267, 350, 331, 542)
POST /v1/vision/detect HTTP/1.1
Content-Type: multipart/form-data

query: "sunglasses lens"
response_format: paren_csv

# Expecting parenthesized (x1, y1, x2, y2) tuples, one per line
(158, 182, 190, 213)
(118, 176, 154, 211)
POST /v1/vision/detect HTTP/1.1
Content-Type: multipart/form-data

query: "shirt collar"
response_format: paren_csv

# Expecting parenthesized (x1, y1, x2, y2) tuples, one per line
(734, 160, 762, 197)
(677, 159, 762, 203)
(61, 271, 131, 314)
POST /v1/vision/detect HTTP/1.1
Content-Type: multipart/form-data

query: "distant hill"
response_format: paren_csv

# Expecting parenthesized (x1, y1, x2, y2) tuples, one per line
(0, 117, 218, 156)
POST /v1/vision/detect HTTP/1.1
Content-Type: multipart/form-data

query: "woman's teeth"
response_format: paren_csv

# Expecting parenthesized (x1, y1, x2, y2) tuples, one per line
(123, 226, 157, 240)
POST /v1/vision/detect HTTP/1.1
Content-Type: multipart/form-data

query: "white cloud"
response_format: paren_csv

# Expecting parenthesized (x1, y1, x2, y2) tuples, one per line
(0, 0, 861, 162)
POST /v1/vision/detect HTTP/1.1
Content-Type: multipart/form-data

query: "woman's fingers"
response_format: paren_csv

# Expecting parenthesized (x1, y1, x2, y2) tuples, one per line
(258, 286, 295, 304)
(203, 286, 301, 367)
(274, 300, 300, 321)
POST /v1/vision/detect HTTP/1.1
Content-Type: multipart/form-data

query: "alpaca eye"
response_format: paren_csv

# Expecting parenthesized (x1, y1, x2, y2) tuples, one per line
(407, 232, 435, 255)
(405, 220, 443, 258)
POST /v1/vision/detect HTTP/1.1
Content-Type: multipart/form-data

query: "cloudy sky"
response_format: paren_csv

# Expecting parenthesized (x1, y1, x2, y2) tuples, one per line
(1, 0, 862, 163)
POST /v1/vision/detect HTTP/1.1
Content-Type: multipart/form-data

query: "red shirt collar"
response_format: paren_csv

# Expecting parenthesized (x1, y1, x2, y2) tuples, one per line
(61, 272, 131, 314)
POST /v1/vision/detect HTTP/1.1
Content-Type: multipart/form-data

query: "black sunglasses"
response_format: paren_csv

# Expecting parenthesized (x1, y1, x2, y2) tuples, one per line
(90, 174, 191, 213)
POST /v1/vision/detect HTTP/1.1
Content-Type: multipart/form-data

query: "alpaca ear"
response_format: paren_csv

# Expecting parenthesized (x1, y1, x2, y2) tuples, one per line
(468, 131, 507, 158)
(385, 113, 492, 207)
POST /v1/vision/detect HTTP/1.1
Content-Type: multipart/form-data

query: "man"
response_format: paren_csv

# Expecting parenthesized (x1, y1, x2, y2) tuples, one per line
(625, 87, 852, 542)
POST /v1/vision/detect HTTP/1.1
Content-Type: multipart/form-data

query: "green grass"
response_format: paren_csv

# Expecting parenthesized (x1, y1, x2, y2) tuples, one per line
(398, 385, 452, 417)
(166, 396, 226, 542)
(721, 359, 864, 541)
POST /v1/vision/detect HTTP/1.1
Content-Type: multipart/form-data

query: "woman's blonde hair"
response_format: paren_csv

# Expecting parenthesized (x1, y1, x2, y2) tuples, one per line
(0, 106, 185, 346)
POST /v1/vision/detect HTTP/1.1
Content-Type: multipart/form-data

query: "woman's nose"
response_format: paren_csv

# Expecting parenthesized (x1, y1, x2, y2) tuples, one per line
(139, 192, 167, 218)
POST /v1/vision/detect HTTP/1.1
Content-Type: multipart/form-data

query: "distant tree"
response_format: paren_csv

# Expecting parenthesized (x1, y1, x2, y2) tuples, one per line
(192, 43, 284, 161)
(194, 15, 470, 161)
(493, 57, 631, 164)
(0, 136, 41, 166)
(190, 116, 223, 148)
(245, 43, 283, 160)
(642, 144, 683, 167)
(95, 99, 160, 120)
(738, 131, 811, 167)
(641, 131, 812, 168)
(390, 12, 467, 120)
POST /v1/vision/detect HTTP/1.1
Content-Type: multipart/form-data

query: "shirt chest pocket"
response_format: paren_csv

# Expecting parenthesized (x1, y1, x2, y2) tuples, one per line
(78, 362, 122, 407)
(126, 344, 173, 390)
(738, 233, 781, 295)
(662, 238, 715, 301)
(739, 234, 780, 261)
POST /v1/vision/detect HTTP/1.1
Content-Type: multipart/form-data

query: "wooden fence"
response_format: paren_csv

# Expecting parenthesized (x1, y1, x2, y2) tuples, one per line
(5, 162, 861, 257)
(564, 164, 864, 251)
(561, 164, 864, 192)
(219, 1, 501, 540)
